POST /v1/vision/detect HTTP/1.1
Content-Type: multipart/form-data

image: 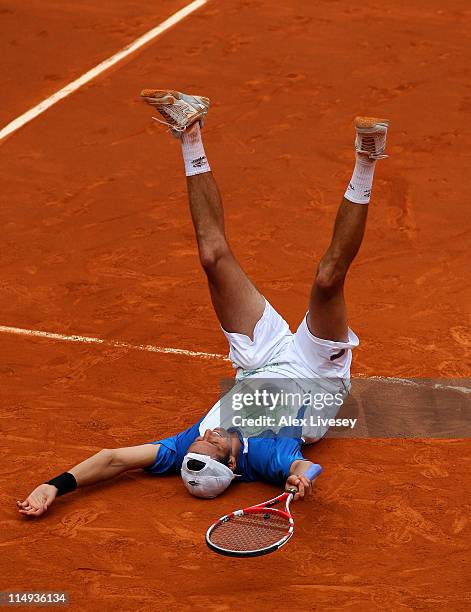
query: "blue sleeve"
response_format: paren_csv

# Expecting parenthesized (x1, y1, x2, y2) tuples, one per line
(244, 437, 304, 486)
(144, 419, 203, 475)
(269, 438, 304, 485)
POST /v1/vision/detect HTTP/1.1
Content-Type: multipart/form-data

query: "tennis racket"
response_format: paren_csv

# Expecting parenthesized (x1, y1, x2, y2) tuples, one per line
(206, 463, 322, 557)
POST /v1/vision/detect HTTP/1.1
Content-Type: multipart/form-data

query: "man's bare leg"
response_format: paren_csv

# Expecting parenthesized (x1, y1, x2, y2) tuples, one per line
(181, 123, 265, 338)
(140, 91, 265, 338)
(308, 117, 389, 342)
(308, 198, 367, 341)
(186, 169, 265, 338)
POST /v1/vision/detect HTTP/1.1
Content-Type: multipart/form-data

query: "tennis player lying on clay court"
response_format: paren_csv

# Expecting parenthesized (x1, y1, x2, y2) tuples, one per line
(17, 90, 389, 517)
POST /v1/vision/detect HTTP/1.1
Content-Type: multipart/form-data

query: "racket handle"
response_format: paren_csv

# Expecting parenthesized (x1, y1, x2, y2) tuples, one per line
(304, 463, 323, 481)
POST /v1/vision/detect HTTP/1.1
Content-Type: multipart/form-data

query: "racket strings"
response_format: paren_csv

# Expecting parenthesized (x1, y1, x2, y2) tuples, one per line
(209, 512, 290, 552)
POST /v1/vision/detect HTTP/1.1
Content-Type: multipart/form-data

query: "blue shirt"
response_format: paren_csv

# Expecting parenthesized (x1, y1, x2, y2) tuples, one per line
(144, 418, 304, 487)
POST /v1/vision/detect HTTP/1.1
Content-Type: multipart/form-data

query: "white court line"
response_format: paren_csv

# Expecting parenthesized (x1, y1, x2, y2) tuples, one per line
(0, 324, 228, 361)
(0, 0, 208, 143)
(355, 374, 471, 394)
(360, 375, 471, 395)
(1, 324, 469, 394)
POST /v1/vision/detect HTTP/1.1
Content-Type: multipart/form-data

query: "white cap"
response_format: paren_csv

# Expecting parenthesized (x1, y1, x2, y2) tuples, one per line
(181, 452, 236, 499)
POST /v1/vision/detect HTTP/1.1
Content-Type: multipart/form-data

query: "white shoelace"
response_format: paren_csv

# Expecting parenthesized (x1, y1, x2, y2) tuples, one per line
(152, 102, 196, 132)
(356, 132, 388, 159)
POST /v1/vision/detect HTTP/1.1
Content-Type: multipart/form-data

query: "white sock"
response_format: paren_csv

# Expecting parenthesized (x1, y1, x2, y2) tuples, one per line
(344, 155, 376, 204)
(181, 122, 211, 177)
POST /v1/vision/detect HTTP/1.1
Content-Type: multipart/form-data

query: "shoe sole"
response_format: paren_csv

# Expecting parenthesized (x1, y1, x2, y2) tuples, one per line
(140, 88, 210, 131)
(140, 89, 210, 107)
(355, 116, 389, 131)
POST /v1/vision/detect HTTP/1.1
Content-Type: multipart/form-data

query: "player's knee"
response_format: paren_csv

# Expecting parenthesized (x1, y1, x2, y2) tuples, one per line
(315, 258, 347, 292)
(199, 240, 229, 274)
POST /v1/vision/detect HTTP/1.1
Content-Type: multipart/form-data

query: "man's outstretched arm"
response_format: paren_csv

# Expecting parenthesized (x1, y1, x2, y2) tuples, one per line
(16, 444, 159, 517)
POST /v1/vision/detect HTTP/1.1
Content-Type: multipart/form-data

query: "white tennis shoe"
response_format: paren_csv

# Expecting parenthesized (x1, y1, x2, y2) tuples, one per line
(140, 89, 210, 136)
(354, 116, 389, 160)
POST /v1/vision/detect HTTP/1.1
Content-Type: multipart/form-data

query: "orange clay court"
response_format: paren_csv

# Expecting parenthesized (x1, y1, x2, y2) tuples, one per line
(0, 0, 470, 610)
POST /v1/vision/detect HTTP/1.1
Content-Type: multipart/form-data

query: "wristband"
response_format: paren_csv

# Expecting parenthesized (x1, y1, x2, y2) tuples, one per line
(46, 472, 77, 497)
(304, 464, 323, 481)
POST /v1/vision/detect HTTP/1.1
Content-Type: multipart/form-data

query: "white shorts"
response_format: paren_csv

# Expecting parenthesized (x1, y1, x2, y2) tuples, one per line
(222, 299, 359, 381)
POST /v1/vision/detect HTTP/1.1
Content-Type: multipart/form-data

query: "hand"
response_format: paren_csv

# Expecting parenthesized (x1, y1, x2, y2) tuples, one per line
(16, 484, 58, 517)
(285, 474, 312, 501)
